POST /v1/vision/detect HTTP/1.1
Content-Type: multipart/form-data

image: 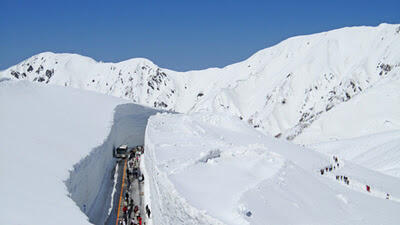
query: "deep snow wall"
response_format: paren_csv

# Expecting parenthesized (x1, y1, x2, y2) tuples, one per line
(144, 114, 225, 225)
(66, 104, 160, 225)
(143, 148, 224, 225)
(0, 80, 131, 225)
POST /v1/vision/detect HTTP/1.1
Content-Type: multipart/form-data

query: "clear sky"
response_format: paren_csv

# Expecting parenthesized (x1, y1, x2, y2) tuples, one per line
(1, 0, 399, 71)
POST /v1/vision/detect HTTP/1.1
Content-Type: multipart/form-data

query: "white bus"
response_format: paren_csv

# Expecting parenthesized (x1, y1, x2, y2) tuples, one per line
(113, 144, 129, 159)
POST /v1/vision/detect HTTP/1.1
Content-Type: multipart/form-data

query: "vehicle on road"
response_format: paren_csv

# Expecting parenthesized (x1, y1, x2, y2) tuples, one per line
(113, 145, 129, 159)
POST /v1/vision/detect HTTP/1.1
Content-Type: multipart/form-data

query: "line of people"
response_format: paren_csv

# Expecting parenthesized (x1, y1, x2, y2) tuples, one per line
(119, 146, 150, 225)
(319, 155, 391, 200)
(335, 175, 350, 185)
(319, 155, 340, 175)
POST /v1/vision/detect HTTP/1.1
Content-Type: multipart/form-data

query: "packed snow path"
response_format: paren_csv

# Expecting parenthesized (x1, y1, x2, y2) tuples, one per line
(319, 156, 400, 203)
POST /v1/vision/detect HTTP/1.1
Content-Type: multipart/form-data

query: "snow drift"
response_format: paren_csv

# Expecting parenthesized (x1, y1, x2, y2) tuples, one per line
(144, 112, 400, 225)
(0, 80, 159, 225)
(308, 130, 400, 178)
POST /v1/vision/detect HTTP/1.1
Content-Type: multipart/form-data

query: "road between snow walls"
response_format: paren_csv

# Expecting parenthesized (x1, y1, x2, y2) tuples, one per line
(65, 104, 160, 225)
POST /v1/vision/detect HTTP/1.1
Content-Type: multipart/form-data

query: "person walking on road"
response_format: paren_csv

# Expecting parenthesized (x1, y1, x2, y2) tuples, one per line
(125, 192, 130, 201)
(123, 205, 128, 218)
(146, 204, 151, 218)
(128, 205, 133, 219)
(139, 174, 145, 182)
(135, 209, 140, 218)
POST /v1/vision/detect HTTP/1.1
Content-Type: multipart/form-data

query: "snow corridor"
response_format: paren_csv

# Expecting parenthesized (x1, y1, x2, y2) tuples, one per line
(65, 104, 160, 225)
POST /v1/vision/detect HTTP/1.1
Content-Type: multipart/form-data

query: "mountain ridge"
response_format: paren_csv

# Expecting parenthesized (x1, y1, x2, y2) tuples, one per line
(2, 23, 400, 142)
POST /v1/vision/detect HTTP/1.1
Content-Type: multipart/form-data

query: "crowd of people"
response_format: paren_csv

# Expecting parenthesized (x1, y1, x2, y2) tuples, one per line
(119, 146, 151, 225)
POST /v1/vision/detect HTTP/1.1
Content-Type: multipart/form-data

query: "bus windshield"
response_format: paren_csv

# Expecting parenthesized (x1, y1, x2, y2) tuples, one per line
(117, 148, 127, 154)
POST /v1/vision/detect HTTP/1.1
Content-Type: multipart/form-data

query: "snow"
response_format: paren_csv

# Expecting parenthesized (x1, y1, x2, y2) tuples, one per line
(108, 163, 119, 216)
(308, 130, 400, 178)
(2, 24, 399, 141)
(1, 23, 400, 225)
(295, 73, 400, 144)
(0, 80, 159, 225)
(144, 112, 400, 225)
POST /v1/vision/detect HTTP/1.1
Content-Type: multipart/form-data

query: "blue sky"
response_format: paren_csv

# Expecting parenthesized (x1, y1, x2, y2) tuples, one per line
(1, 0, 399, 71)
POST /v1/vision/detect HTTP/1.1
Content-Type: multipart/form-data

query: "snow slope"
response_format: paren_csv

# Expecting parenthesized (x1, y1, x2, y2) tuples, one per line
(308, 130, 400, 178)
(0, 80, 159, 225)
(292, 71, 400, 179)
(2, 23, 400, 141)
(1, 23, 400, 224)
(144, 112, 400, 225)
(295, 71, 400, 144)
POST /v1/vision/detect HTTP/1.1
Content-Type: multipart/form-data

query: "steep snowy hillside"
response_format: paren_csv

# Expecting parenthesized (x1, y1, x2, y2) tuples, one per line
(1, 23, 400, 140)
(0, 53, 176, 110)
(295, 72, 400, 144)
(0, 80, 159, 225)
(293, 72, 400, 179)
(144, 112, 400, 225)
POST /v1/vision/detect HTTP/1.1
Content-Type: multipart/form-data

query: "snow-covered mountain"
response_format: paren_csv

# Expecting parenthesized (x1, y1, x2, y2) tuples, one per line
(2, 23, 400, 225)
(2, 23, 400, 142)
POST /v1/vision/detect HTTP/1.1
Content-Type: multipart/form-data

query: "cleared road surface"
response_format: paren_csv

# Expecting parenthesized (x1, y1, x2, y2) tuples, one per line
(105, 156, 146, 225)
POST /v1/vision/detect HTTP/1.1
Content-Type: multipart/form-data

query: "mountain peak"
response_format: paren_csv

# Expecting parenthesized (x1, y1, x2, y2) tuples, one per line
(1, 24, 399, 141)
